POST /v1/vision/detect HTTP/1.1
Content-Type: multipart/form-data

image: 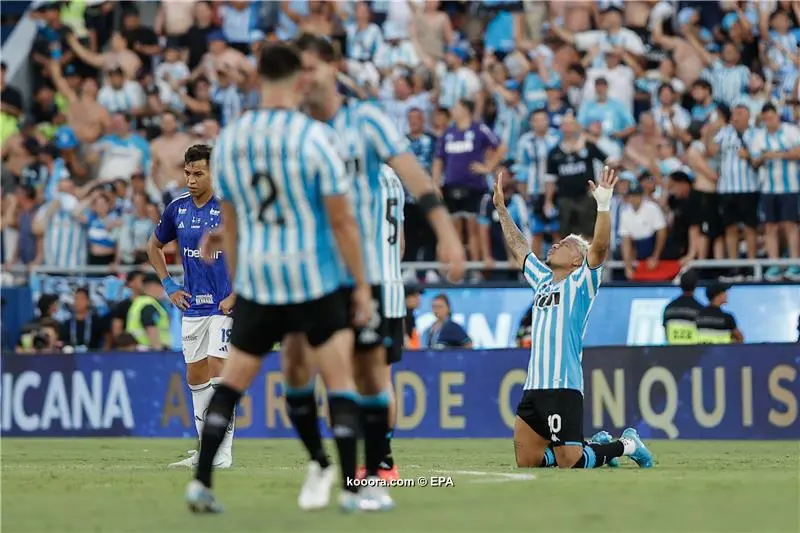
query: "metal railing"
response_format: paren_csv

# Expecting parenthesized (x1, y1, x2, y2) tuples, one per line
(2, 258, 799, 283)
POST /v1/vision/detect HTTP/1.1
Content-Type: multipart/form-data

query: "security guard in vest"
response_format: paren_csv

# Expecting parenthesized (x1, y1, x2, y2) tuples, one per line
(663, 270, 704, 345)
(126, 273, 172, 350)
(695, 283, 744, 344)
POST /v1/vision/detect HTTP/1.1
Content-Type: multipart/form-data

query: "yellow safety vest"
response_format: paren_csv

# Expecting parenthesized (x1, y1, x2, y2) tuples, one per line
(126, 296, 172, 348)
(696, 329, 733, 344)
(665, 320, 698, 345)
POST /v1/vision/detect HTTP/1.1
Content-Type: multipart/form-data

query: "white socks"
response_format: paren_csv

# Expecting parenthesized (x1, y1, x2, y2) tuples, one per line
(620, 437, 636, 456)
(189, 380, 215, 438)
(211, 377, 235, 462)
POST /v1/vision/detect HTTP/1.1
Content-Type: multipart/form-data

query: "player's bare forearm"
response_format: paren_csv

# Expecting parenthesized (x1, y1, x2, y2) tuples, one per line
(146, 234, 171, 281)
(496, 204, 530, 270)
(588, 210, 611, 268)
(220, 201, 238, 279)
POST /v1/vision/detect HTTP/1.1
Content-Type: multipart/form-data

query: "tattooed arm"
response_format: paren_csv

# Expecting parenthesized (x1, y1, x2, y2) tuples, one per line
(492, 171, 532, 271)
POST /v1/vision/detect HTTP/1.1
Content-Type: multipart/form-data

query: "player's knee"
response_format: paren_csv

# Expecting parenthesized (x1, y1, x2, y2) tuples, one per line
(186, 359, 210, 385)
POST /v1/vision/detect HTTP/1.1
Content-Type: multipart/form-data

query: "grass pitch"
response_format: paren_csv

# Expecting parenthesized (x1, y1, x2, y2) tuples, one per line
(2, 439, 798, 533)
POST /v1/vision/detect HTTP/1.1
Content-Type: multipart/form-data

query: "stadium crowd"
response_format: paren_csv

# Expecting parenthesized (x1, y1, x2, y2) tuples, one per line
(2, 0, 800, 353)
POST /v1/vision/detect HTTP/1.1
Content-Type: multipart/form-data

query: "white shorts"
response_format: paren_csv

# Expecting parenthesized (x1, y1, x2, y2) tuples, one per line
(181, 315, 233, 364)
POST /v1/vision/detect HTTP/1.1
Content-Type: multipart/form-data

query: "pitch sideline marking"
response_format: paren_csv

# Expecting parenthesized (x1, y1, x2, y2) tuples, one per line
(436, 469, 536, 483)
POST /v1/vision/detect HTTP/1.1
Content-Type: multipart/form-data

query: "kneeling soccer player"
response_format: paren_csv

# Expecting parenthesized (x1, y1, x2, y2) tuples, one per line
(493, 166, 654, 469)
(147, 144, 236, 468)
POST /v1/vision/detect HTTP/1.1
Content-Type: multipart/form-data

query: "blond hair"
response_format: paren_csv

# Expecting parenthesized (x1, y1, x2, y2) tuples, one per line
(563, 233, 590, 262)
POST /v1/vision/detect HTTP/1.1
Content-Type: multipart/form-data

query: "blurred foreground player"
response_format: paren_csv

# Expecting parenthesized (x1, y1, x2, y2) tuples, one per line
(282, 34, 465, 512)
(493, 166, 654, 469)
(184, 43, 371, 513)
(147, 144, 235, 468)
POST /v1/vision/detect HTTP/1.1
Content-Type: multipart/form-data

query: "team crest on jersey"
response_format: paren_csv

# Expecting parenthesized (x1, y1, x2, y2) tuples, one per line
(191, 217, 202, 229)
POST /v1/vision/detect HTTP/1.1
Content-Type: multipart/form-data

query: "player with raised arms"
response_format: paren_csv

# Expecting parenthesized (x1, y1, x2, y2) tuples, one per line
(147, 144, 236, 469)
(284, 34, 466, 512)
(184, 42, 371, 513)
(493, 165, 654, 470)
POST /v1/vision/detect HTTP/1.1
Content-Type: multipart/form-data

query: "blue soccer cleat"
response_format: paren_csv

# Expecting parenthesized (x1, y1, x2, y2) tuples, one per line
(185, 480, 224, 513)
(621, 427, 654, 468)
(590, 431, 620, 468)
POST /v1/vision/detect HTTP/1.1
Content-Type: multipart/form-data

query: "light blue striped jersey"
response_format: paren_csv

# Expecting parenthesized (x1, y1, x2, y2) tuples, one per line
(514, 130, 560, 196)
(749, 124, 800, 194)
(714, 125, 759, 194)
(701, 60, 749, 107)
(328, 99, 409, 286)
(438, 67, 481, 109)
(522, 253, 602, 393)
(493, 91, 527, 157)
(97, 81, 145, 114)
(36, 199, 88, 269)
(375, 165, 406, 318)
(212, 109, 349, 305)
(346, 22, 383, 61)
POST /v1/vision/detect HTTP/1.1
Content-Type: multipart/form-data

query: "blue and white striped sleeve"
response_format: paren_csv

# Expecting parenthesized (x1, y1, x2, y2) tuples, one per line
(522, 253, 550, 291)
(360, 103, 409, 161)
(308, 123, 348, 196)
(211, 133, 232, 201)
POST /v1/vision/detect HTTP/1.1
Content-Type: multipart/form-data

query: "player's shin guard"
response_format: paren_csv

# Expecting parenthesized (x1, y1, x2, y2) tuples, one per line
(540, 447, 556, 468)
(189, 380, 214, 439)
(360, 391, 390, 477)
(285, 381, 330, 469)
(195, 384, 241, 488)
(571, 442, 625, 469)
(211, 378, 235, 461)
(328, 391, 360, 493)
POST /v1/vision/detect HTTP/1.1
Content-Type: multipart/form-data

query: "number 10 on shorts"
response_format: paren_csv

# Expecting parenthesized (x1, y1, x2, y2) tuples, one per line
(548, 414, 561, 442)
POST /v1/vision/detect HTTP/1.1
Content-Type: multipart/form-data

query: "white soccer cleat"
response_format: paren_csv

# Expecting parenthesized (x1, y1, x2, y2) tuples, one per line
(297, 461, 336, 511)
(338, 490, 361, 513)
(168, 449, 232, 469)
(169, 450, 198, 468)
(358, 478, 395, 512)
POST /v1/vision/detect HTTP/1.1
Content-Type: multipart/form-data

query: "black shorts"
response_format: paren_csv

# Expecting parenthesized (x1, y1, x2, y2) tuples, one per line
(761, 193, 800, 223)
(689, 190, 722, 238)
(385, 317, 405, 364)
(340, 285, 390, 350)
(719, 192, 759, 229)
(230, 291, 350, 356)
(516, 389, 584, 447)
(442, 186, 484, 217)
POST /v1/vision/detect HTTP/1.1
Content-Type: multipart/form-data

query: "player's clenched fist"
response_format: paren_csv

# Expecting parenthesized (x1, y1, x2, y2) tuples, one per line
(351, 284, 372, 327)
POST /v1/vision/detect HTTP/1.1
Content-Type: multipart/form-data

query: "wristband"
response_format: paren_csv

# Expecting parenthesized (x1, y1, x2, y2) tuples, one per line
(593, 188, 612, 212)
(161, 277, 181, 296)
(418, 191, 444, 215)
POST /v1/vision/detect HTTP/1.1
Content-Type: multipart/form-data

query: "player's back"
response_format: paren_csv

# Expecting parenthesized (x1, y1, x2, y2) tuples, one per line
(212, 108, 348, 305)
(522, 254, 602, 393)
(157, 193, 231, 317)
(375, 165, 406, 318)
(328, 99, 408, 285)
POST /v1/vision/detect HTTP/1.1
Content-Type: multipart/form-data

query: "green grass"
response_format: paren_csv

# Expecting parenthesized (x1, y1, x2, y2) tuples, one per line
(2, 439, 798, 533)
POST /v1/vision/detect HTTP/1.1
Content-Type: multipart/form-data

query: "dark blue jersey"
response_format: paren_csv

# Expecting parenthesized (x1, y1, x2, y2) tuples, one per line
(154, 193, 232, 318)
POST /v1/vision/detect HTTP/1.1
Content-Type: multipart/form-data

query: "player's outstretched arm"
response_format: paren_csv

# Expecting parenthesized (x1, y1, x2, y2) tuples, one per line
(587, 166, 618, 269)
(492, 168, 531, 271)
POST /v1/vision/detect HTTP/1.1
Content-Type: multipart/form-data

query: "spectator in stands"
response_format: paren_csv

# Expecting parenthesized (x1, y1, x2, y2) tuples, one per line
(72, 188, 120, 267)
(707, 105, 760, 265)
(150, 111, 194, 193)
(154, 42, 191, 111)
(121, 8, 160, 75)
(750, 103, 800, 282)
(1, 61, 24, 137)
(619, 181, 667, 280)
(125, 273, 172, 351)
(409, 0, 453, 63)
(110, 270, 145, 339)
(479, 164, 528, 280)
(434, 99, 506, 270)
(66, 31, 141, 81)
(16, 317, 61, 354)
(182, 1, 218, 72)
(117, 192, 156, 266)
(545, 112, 611, 238)
(155, 0, 196, 42)
(91, 112, 150, 183)
(59, 287, 106, 352)
(424, 293, 471, 349)
(438, 46, 480, 110)
(32, 179, 90, 270)
(2, 185, 41, 268)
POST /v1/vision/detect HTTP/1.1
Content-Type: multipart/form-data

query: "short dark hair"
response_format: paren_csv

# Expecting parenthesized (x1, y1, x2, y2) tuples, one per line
(567, 63, 585, 78)
(457, 99, 475, 115)
(532, 108, 549, 118)
(126, 270, 145, 285)
(436, 106, 451, 117)
(295, 33, 338, 62)
(185, 144, 212, 165)
(433, 293, 451, 311)
(761, 102, 778, 115)
(258, 42, 304, 81)
(692, 79, 712, 92)
(114, 332, 139, 349)
(143, 273, 161, 285)
(75, 287, 90, 299)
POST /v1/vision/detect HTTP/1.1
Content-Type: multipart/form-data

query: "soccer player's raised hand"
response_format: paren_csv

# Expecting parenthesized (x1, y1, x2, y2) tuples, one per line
(588, 166, 617, 211)
(492, 170, 506, 210)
